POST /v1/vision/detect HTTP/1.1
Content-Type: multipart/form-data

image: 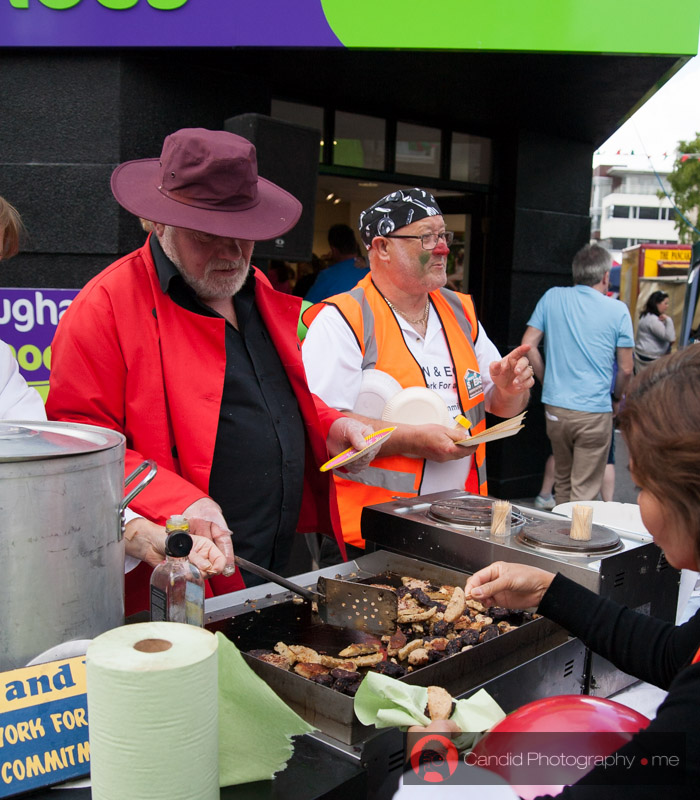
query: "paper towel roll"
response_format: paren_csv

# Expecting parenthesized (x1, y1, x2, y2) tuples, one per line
(86, 622, 219, 800)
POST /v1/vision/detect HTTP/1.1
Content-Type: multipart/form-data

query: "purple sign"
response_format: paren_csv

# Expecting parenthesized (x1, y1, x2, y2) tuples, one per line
(0, 0, 343, 47)
(0, 288, 78, 401)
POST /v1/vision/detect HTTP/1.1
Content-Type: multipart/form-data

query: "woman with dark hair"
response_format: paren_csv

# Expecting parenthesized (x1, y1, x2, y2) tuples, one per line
(634, 290, 675, 373)
(454, 345, 700, 798)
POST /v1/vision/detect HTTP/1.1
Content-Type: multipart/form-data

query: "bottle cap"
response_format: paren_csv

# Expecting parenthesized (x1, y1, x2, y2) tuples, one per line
(165, 514, 190, 533)
(165, 530, 193, 558)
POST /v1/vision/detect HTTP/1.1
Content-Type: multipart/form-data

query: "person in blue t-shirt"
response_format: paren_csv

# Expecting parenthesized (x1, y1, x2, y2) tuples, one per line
(304, 223, 369, 303)
(521, 243, 634, 505)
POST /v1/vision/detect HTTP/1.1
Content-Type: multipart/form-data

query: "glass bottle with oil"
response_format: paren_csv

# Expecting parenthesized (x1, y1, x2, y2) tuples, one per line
(150, 515, 205, 627)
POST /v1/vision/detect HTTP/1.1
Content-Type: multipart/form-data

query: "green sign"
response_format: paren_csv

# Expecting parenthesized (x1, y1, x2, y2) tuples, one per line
(321, 0, 700, 54)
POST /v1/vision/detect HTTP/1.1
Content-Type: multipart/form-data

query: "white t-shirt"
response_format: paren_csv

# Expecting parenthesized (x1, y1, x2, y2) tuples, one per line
(302, 302, 502, 494)
(0, 340, 47, 421)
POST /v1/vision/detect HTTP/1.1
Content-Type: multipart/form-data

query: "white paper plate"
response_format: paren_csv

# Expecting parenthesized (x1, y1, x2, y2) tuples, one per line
(353, 369, 403, 418)
(381, 386, 452, 427)
(552, 500, 650, 537)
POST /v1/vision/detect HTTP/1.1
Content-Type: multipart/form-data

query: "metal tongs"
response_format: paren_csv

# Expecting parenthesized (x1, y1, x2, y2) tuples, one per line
(234, 555, 397, 635)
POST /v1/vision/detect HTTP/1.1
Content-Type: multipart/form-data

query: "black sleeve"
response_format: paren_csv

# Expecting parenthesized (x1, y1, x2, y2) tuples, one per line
(528, 574, 700, 800)
(538, 573, 700, 689)
(531, 666, 700, 800)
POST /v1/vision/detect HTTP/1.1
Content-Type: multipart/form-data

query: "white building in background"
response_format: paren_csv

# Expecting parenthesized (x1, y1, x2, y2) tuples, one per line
(590, 154, 679, 262)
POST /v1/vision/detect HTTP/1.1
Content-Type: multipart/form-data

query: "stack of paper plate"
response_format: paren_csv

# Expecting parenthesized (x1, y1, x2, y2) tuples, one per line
(381, 386, 453, 427)
(353, 369, 403, 418)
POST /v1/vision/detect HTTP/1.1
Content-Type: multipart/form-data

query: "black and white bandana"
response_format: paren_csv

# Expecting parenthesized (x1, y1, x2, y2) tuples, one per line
(358, 188, 443, 249)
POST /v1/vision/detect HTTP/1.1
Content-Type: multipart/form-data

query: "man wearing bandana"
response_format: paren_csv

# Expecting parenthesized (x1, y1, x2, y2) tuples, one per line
(302, 188, 533, 562)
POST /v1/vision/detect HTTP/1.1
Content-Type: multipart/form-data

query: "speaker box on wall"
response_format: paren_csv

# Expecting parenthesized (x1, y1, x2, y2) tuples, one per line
(224, 113, 320, 262)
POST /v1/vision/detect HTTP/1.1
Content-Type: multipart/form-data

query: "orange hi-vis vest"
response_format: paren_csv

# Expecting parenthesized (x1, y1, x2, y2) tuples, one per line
(303, 274, 488, 549)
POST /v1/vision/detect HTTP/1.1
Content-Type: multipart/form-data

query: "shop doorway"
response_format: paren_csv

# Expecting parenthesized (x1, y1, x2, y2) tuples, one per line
(285, 174, 486, 304)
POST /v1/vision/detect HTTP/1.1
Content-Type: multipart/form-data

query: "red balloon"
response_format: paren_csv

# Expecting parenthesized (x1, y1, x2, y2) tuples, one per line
(469, 695, 650, 800)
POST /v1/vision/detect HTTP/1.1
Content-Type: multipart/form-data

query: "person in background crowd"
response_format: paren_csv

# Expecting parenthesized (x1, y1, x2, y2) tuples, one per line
(534, 452, 556, 510)
(0, 196, 47, 420)
(634, 290, 675, 374)
(447, 345, 700, 799)
(302, 188, 533, 563)
(292, 254, 323, 298)
(46, 128, 378, 613)
(522, 244, 634, 505)
(267, 259, 294, 293)
(304, 222, 369, 303)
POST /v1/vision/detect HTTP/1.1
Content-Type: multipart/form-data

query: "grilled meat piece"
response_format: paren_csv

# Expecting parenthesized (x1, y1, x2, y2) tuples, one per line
(431, 619, 449, 638)
(354, 652, 384, 667)
(426, 686, 454, 720)
(334, 676, 362, 696)
(375, 660, 407, 678)
(445, 638, 463, 657)
(256, 653, 292, 670)
(401, 577, 431, 591)
(274, 642, 296, 665)
(479, 625, 500, 642)
(487, 606, 513, 621)
(319, 656, 358, 670)
(387, 630, 408, 657)
(444, 586, 467, 623)
(311, 673, 335, 688)
(426, 648, 445, 664)
(331, 667, 362, 695)
(288, 645, 322, 663)
(294, 662, 330, 679)
(407, 648, 430, 667)
(398, 639, 424, 661)
(249, 649, 274, 658)
(330, 667, 361, 680)
(397, 606, 437, 623)
(459, 628, 481, 647)
(338, 642, 380, 658)
(409, 587, 442, 608)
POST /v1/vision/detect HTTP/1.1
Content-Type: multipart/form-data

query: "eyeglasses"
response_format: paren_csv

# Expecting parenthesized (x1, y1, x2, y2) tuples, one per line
(384, 231, 454, 250)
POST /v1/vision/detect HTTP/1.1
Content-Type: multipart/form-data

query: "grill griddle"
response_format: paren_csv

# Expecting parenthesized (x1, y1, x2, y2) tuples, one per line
(207, 551, 567, 744)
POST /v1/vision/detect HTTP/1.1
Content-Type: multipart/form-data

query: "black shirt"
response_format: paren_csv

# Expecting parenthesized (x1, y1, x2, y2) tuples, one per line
(150, 237, 306, 583)
(533, 572, 700, 798)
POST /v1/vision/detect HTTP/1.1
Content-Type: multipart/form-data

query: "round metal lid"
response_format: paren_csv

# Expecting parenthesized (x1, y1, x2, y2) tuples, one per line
(516, 521, 622, 556)
(0, 420, 125, 462)
(427, 497, 526, 532)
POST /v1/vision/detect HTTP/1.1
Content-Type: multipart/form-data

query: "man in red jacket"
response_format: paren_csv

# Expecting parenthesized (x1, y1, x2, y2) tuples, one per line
(46, 128, 376, 614)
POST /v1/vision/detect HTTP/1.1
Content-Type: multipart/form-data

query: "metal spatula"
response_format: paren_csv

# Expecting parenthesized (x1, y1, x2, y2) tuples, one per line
(234, 555, 397, 635)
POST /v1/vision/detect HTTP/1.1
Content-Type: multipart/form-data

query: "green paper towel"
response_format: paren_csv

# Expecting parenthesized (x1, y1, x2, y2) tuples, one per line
(354, 671, 506, 750)
(216, 632, 315, 786)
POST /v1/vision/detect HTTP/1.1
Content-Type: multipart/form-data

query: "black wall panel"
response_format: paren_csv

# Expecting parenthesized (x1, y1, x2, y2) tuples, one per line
(224, 113, 320, 262)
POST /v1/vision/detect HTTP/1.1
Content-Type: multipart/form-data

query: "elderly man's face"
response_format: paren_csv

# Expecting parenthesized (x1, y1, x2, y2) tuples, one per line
(156, 224, 255, 300)
(382, 215, 450, 294)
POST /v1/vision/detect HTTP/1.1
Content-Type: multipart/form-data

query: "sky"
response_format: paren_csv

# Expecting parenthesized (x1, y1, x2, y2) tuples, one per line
(593, 30, 700, 170)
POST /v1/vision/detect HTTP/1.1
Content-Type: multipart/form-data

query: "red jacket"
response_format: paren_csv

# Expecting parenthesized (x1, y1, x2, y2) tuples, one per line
(47, 237, 345, 614)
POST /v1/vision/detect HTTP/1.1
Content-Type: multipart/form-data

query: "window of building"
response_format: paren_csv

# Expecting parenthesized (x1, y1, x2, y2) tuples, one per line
(396, 122, 441, 178)
(610, 238, 629, 250)
(611, 205, 630, 219)
(666, 208, 678, 221)
(450, 132, 491, 184)
(638, 206, 660, 220)
(270, 99, 325, 162)
(333, 111, 385, 170)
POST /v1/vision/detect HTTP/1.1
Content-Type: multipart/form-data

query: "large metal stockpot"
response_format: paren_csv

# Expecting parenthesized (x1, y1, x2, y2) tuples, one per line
(0, 420, 155, 670)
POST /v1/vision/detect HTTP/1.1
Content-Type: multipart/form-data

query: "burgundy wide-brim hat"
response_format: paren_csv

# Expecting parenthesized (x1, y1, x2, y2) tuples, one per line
(111, 128, 302, 241)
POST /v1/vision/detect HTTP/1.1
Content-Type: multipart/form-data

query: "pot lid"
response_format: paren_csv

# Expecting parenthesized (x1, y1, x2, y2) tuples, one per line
(0, 421, 125, 461)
